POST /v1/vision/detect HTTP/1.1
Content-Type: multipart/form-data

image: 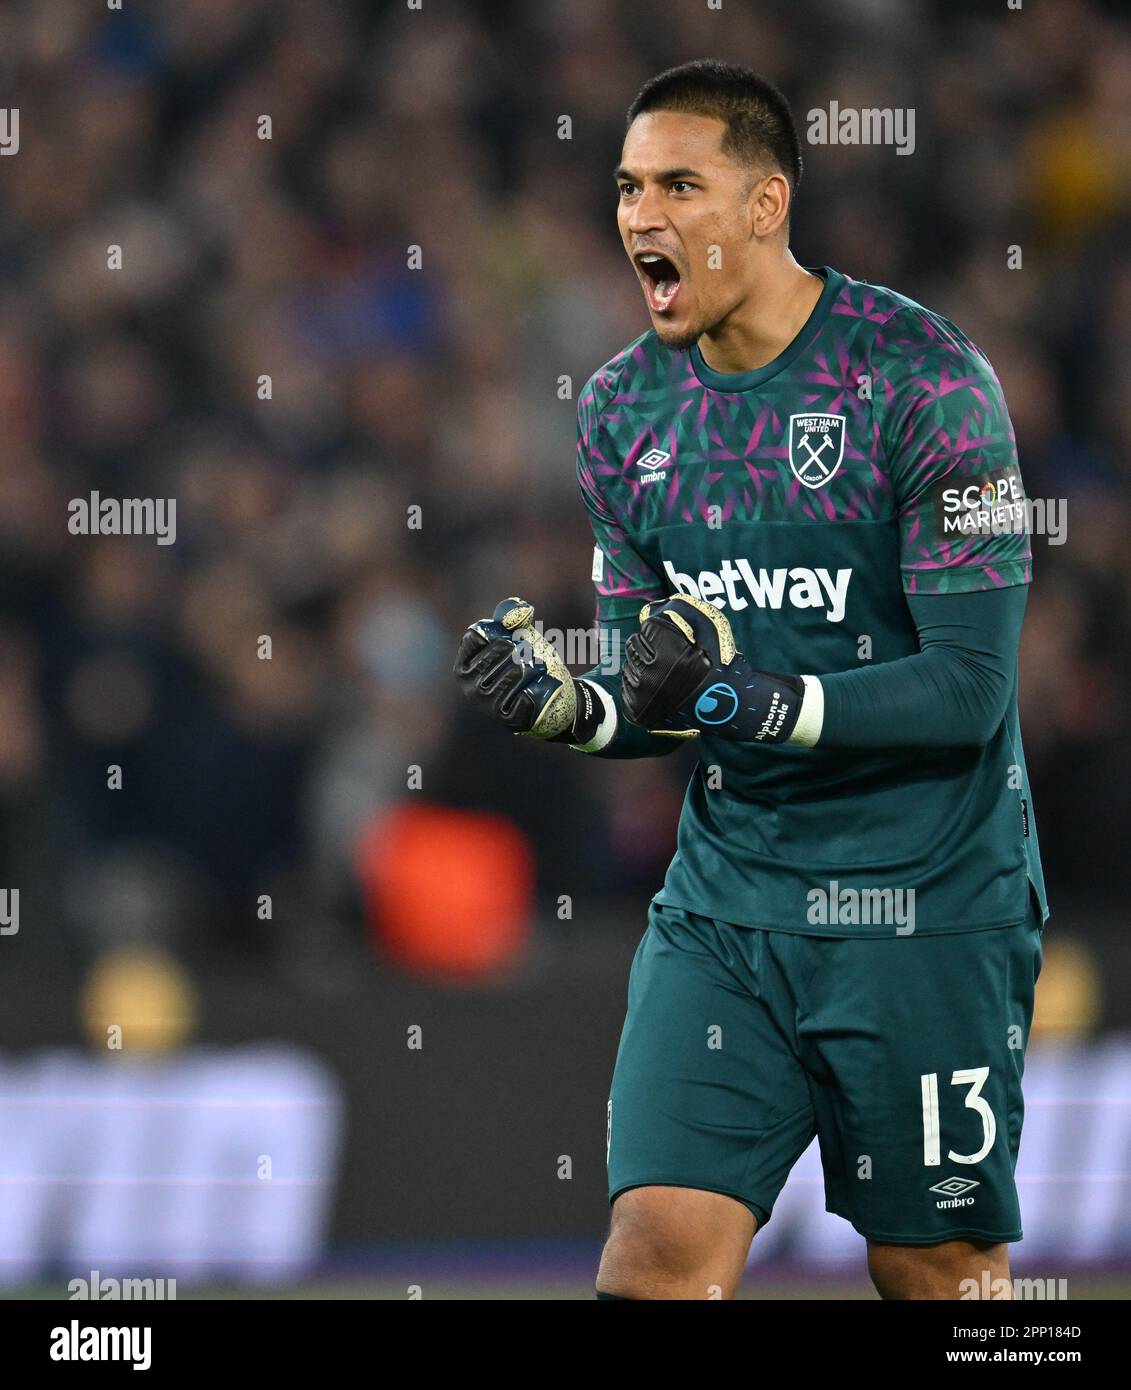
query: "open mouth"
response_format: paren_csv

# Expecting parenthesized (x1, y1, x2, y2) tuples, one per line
(634, 250, 682, 314)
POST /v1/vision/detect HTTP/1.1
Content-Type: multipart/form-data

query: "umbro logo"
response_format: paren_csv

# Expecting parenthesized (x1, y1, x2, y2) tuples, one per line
(929, 1177, 980, 1196)
(636, 448, 670, 486)
(930, 1175, 980, 1209)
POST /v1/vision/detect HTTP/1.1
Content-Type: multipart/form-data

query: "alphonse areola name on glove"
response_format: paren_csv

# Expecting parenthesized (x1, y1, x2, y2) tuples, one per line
(620, 594, 823, 746)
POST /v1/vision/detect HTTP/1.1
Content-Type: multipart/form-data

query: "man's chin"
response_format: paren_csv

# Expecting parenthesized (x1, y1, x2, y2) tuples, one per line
(652, 316, 701, 352)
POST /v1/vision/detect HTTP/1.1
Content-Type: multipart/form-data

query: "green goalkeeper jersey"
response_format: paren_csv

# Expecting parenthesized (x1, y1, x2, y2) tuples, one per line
(577, 265, 1048, 936)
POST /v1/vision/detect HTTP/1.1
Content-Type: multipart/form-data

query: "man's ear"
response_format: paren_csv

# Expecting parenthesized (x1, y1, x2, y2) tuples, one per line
(749, 171, 790, 238)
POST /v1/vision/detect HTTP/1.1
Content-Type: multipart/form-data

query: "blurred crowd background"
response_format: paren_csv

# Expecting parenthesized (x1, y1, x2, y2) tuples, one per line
(0, 0, 1130, 1287)
(3, 0, 1130, 973)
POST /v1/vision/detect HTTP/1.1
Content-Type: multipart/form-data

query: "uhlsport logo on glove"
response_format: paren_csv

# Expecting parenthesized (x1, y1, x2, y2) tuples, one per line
(693, 683, 739, 725)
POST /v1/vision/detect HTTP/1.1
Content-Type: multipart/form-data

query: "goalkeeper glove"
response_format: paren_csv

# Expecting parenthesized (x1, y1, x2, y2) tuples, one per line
(621, 594, 821, 745)
(454, 597, 606, 743)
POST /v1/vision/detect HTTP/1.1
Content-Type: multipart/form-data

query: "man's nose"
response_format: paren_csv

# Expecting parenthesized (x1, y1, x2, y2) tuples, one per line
(625, 185, 666, 234)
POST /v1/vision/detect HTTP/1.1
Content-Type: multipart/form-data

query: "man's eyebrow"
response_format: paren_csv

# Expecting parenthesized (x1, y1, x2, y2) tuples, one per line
(613, 166, 705, 183)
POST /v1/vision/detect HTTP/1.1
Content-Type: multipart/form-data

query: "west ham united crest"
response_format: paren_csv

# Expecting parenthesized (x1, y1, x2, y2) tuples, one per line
(788, 413, 846, 489)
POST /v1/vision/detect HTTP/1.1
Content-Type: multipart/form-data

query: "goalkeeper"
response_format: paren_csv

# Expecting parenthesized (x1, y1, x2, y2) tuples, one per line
(454, 59, 1047, 1304)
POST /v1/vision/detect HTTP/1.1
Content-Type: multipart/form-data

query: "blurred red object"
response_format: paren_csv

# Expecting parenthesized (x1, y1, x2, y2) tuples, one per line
(356, 802, 534, 979)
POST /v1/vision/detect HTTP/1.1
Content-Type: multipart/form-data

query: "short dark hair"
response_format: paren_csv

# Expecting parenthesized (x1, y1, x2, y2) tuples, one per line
(626, 60, 803, 201)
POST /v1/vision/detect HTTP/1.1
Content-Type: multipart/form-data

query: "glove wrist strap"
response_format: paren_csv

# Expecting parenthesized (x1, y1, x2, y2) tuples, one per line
(787, 675, 825, 748)
(566, 679, 617, 751)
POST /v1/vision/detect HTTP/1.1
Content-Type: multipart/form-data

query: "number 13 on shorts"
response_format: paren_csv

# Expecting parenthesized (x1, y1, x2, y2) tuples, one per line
(921, 1065, 996, 1166)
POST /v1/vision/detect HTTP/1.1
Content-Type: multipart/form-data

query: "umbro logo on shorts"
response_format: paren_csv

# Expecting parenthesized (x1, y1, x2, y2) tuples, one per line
(929, 1175, 980, 1208)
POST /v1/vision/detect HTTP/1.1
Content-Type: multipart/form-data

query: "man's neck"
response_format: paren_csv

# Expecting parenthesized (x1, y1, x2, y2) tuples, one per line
(697, 255, 825, 375)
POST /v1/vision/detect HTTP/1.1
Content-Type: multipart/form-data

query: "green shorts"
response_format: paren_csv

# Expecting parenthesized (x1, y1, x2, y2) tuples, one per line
(607, 900, 1044, 1245)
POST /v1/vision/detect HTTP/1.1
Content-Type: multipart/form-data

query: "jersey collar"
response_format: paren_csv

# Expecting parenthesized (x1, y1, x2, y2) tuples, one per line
(689, 265, 844, 393)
